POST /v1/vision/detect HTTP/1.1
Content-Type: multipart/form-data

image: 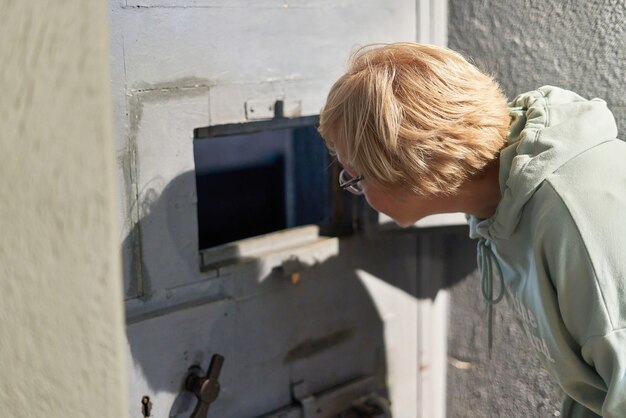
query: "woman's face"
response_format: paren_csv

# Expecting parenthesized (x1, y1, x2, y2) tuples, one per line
(336, 151, 436, 227)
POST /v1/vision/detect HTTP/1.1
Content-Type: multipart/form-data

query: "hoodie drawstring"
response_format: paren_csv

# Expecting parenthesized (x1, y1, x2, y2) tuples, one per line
(477, 238, 505, 356)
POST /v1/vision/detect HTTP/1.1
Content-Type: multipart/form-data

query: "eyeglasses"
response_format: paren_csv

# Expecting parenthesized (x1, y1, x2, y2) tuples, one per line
(339, 168, 364, 195)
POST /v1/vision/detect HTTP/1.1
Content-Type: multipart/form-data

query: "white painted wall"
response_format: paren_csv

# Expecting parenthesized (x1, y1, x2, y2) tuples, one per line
(110, 0, 419, 299)
(0, 2, 127, 417)
(110, 1, 452, 416)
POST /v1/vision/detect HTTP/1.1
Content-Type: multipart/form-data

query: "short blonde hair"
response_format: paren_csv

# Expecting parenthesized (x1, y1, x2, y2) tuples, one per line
(319, 43, 509, 196)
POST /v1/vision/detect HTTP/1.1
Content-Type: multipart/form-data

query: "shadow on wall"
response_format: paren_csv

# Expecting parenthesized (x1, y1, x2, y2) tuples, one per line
(122, 170, 478, 417)
(121, 170, 202, 300)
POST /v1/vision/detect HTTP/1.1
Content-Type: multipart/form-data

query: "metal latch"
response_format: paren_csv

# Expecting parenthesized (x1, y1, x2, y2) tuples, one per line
(185, 354, 224, 418)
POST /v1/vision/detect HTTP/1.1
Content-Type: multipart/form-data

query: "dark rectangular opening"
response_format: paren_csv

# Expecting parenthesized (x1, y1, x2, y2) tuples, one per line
(193, 118, 331, 249)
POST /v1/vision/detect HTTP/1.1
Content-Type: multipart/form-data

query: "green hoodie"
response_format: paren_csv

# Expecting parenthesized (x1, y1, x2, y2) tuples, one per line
(468, 86, 626, 417)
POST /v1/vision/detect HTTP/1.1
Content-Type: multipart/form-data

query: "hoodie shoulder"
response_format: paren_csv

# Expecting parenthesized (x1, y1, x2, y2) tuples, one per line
(489, 87, 618, 240)
(545, 138, 626, 330)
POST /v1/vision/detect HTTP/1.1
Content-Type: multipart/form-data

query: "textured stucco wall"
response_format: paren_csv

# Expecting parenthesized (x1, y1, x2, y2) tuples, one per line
(447, 1, 625, 416)
(447, 271, 563, 417)
(449, 0, 626, 135)
(0, 2, 127, 417)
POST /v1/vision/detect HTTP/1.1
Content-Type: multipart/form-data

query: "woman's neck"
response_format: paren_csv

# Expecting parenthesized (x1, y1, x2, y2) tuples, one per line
(453, 158, 502, 219)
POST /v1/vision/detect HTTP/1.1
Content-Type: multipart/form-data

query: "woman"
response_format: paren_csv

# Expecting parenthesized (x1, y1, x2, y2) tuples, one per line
(318, 42, 626, 417)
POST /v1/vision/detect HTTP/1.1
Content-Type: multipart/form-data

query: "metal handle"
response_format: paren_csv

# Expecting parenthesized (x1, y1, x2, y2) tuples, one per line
(185, 354, 224, 418)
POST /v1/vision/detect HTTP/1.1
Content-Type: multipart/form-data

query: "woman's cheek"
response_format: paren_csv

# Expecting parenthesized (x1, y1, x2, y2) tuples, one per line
(364, 193, 395, 222)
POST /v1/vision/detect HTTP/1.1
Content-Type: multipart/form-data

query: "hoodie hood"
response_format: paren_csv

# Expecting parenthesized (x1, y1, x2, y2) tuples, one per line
(470, 86, 618, 240)
(464, 87, 626, 414)
(469, 86, 619, 356)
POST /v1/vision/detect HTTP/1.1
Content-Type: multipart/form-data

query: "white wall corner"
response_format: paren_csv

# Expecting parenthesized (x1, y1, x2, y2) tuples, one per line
(415, 4, 450, 417)
(417, 0, 448, 46)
